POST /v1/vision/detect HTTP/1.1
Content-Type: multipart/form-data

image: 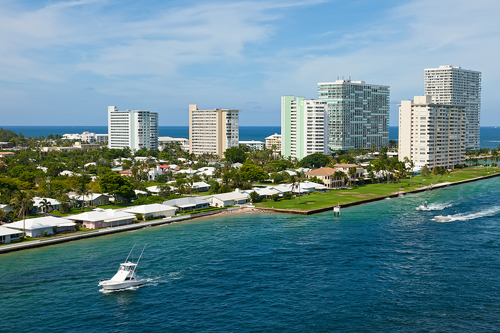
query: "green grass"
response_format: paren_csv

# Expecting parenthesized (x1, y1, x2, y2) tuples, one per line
(50, 207, 93, 216)
(95, 203, 131, 209)
(255, 167, 499, 211)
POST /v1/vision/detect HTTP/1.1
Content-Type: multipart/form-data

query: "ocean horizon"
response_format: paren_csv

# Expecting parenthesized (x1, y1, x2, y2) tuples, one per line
(2, 125, 500, 149)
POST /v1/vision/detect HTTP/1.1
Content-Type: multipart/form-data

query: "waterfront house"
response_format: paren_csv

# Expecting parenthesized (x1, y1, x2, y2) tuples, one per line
(162, 197, 210, 211)
(333, 164, 364, 179)
(305, 167, 345, 188)
(67, 209, 135, 229)
(0, 226, 21, 244)
(4, 216, 76, 237)
(206, 190, 249, 207)
(123, 204, 177, 220)
(242, 187, 283, 199)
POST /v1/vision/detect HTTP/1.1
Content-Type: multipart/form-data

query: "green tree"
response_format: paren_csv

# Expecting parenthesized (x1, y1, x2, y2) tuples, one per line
(39, 198, 53, 216)
(298, 153, 331, 169)
(271, 194, 280, 202)
(239, 163, 268, 182)
(250, 191, 260, 203)
(421, 164, 431, 177)
(10, 191, 34, 237)
(98, 172, 135, 203)
(224, 146, 248, 164)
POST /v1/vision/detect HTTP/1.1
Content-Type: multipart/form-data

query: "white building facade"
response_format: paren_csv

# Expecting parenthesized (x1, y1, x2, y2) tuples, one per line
(281, 96, 328, 160)
(189, 104, 240, 157)
(265, 133, 281, 151)
(424, 65, 481, 150)
(108, 106, 159, 151)
(318, 80, 390, 152)
(399, 95, 465, 170)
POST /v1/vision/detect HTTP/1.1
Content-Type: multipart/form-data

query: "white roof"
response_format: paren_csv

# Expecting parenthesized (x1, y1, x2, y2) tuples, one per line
(0, 226, 22, 236)
(69, 193, 107, 201)
(134, 190, 147, 195)
(60, 170, 76, 176)
(285, 170, 297, 176)
(67, 209, 135, 222)
(5, 216, 75, 231)
(211, 191, 249, 202)
(146, 186, 161, 193)
(33, 197, 60, 207)
(192, 181, 210, 188)
(84, 162, 96, 167)
(124, 204, 177, 214)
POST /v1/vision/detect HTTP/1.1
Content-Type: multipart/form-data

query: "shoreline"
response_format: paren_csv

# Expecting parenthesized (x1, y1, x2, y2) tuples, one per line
(257, 172, 500, 215)
(1, 173, 497, 254)
(0, 206, 257, 255)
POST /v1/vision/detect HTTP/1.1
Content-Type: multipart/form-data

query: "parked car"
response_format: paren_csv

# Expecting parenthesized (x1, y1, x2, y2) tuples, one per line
(2, 217, 13, 223)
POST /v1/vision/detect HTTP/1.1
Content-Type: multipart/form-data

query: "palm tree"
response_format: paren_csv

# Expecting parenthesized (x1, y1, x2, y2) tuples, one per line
(474, 150, 480, 176)
(491, 149, 499, 171)
(10, 191, 34, 237)
(333, 171, 347, 188)
(348, 167, 356, 187)
(39, 198, 53, 216)
(289, 176, 300, 204)
(403, 157, 415, 186)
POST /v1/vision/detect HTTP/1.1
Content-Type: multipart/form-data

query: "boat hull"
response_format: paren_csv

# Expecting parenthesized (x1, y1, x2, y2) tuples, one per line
(99, 279, 144, 290)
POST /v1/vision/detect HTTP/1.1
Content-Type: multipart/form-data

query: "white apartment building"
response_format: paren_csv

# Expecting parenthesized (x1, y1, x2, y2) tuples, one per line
(265, 133, 281, 151)
(424, 65, 481, 150)
(189, 104, 240, 157)
(281, 96, 327, 160)
(399, 95, 465, 170)
(239, 140, 265, 150)
(318, 80, 390, 152)
(62, 132, 108, 143)
(108, 106, 159, 151)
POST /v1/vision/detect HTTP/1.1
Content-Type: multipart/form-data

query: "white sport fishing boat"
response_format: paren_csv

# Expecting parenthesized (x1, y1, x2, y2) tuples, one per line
(99, 245, 146, 290)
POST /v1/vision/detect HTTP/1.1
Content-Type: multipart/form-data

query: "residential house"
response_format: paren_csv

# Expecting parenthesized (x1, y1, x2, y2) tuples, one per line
(0, 226, 21, 244)
(162, 197, 210, 211)
(123, 204, 177, 220)
(5, 216, 76, 237)
(32, 197, 61, 214)
(305, 167, 345, 188)
(207, 190, 249, 207)
(67, 209, 135, 229)
(69, 193, 110, 206)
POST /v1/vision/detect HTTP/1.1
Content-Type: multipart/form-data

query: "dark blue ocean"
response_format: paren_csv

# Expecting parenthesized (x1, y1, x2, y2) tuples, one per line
(2, 177, 500, 331)
(2, 126, 500, 149)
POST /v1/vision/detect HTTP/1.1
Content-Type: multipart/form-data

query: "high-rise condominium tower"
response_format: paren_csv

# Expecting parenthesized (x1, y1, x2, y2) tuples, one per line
(424, 65, 481, 150)
(108, 106, 159, 151)
(281, 96, 327, 160)
(318, 80, 389, 152)
(189, 104, 240, 157)
(398, 95, 465, 170)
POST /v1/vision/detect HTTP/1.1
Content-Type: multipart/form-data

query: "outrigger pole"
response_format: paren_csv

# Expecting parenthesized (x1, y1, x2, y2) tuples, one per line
(125, 243, 137, 263)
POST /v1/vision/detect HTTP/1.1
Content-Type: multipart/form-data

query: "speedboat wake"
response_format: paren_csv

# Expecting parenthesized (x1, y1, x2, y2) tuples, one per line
(417, 202, 454, 211)
(433, 206, 500, 223)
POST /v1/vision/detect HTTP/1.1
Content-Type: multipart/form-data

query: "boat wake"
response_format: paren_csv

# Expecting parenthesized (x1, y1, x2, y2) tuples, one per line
(433, 206, 500, 222)
(416, 202, 454, 211)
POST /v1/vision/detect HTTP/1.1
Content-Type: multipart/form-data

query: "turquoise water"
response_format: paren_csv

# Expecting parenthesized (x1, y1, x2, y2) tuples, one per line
(2, 178, 500, 331)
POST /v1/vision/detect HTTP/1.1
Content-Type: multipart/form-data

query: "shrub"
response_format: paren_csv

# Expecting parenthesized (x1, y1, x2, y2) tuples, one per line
(271, 194, 280, 202)
(262, 198, 268, 202)
(41, 230, 48, 237)
(283, 192, 293, 200)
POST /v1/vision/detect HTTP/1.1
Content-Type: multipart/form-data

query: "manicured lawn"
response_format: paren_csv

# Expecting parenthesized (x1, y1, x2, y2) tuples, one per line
(95, 203, 131, 209)
(255, 167, 499, 211)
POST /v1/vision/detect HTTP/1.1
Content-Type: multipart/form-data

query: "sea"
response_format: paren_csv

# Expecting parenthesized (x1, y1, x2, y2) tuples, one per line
(2, 126, 500, 149)
(2, 177, 500, 331)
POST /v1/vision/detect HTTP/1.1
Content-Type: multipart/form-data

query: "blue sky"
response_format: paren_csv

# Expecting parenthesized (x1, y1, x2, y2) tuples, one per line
(1, 0, 499, 127)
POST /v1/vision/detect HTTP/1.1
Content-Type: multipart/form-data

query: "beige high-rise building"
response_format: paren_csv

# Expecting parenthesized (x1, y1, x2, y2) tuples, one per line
(189, 104, 240, 157)
(399, 95, 465, 170)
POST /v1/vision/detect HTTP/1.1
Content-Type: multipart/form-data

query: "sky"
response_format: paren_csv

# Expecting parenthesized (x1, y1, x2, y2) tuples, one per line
(1, 0, 500, 127)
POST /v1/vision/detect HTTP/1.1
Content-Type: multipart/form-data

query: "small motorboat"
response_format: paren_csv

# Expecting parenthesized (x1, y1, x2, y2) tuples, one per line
(435, 215, 452, 222)
(99, 245, 146, 290)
